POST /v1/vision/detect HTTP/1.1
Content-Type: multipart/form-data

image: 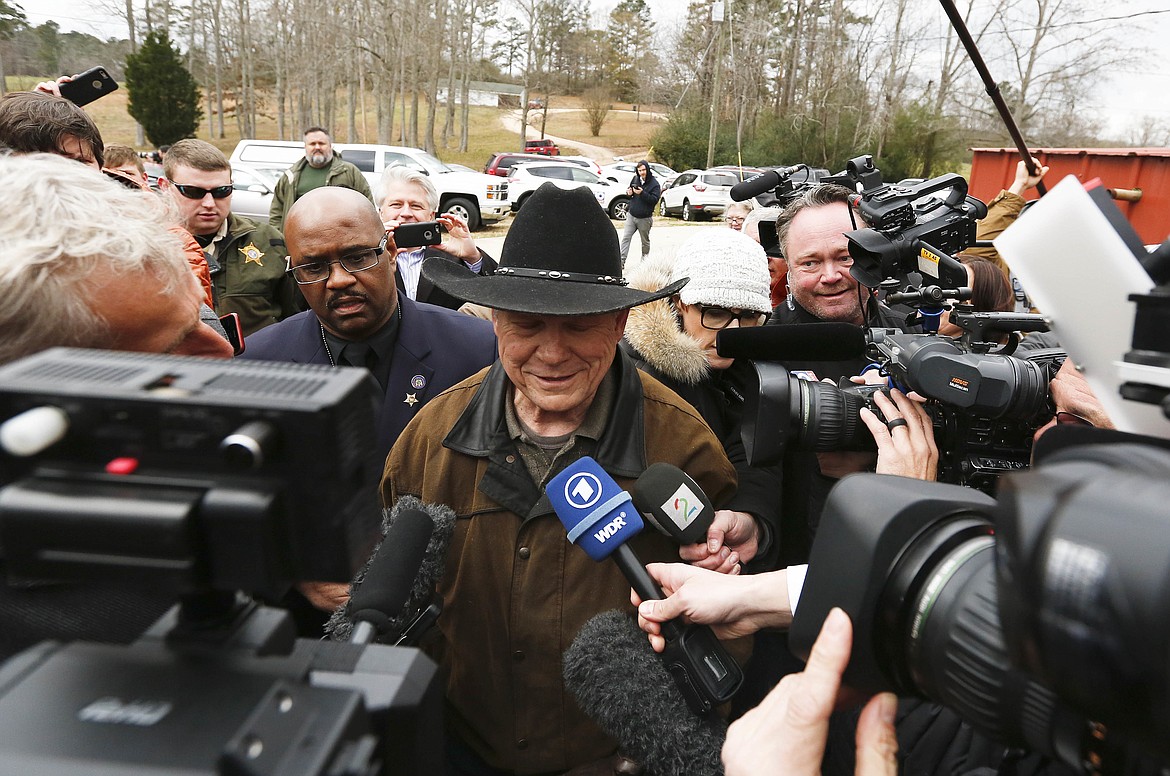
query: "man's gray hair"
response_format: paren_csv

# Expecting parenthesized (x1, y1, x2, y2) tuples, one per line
(0, 153, 190, 365)
(377, 164, 439, 214)
(774, 184, 857, 258)
(742, 205, 782, 241)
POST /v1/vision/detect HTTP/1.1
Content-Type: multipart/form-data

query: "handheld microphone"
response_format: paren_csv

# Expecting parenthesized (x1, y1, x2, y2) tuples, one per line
(729, 165, 801, 202)
(716, 322, 867, 362)
(347, 507, 434, 645)
(564, 610, 727, 776)
(631, 463, 714, 546)
(547, 457, 743, 715)
(331, 496, 457, 645)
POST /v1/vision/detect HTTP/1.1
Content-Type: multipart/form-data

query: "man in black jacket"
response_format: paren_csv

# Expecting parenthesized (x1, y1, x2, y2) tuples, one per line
(619, 160, 661, 266)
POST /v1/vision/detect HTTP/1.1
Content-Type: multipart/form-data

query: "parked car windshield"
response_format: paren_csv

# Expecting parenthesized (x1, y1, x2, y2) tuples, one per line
(411, 149, 453, 174)
(703, 173, 740, 187)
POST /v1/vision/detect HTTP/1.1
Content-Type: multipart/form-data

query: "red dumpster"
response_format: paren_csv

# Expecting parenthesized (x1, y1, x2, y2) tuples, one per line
(969, 147, 1170, 245)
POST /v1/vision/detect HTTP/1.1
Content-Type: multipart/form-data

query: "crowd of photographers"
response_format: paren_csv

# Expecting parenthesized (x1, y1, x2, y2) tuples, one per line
(0, 78, 1127, 776)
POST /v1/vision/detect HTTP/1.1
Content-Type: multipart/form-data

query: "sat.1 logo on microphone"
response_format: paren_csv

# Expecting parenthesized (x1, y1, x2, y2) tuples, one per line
(548, 456, 645, 561)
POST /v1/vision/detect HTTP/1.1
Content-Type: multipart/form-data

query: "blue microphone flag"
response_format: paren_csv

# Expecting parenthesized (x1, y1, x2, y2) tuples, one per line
(547, 456, 644, 561)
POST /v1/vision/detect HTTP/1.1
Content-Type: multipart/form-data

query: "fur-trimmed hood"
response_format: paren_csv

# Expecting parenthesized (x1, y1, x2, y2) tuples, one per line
(623, 256, 709, 386)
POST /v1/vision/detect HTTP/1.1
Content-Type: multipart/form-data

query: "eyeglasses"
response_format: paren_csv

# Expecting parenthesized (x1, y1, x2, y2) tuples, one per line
(172, 182, 233, 200)
(699, 305, 767, 330)
(726, 217, 745, 226)
(286, 233, 389, 285)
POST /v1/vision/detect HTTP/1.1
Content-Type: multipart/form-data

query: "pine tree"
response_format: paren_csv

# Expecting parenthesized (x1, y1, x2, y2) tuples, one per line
(125, 30, 202, 147)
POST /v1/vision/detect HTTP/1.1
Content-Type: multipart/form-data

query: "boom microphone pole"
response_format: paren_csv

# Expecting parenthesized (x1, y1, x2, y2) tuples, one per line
(937, 0, 1047, 196)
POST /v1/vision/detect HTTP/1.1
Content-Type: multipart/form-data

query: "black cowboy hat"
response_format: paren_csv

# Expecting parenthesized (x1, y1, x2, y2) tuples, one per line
(422, 183, 686, 315)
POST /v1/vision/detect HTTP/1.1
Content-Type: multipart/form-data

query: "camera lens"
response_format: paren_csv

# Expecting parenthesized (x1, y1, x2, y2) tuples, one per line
(797, 380, 877, 451)
(877, 513, 1063, 751)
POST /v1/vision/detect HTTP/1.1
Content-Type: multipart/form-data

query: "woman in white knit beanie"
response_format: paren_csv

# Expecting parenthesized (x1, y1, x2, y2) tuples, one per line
(620, 227, 779, 570)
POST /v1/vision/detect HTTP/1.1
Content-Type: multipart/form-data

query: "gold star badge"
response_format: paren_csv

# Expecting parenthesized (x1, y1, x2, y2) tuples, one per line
(240, 242, 265, 266)
(404, 393, 419, 407)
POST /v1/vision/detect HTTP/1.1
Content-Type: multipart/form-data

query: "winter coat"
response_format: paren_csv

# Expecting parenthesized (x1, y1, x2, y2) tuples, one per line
(626, 168, 661, 219)
(269, 152, 374, 231)
(621, 255, 781, 569)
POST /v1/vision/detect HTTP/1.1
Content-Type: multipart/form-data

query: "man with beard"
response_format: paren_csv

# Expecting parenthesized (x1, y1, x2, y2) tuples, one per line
(269, 126, 373, 231)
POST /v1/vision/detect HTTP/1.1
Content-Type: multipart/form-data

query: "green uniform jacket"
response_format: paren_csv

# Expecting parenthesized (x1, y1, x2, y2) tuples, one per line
(208, 213, 302, 337)
(381, 352, 739, 774)
(269, 153, 374, 231)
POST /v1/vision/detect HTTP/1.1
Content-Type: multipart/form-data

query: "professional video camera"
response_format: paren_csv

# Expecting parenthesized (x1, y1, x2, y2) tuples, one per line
(787, 175, 1170, 775)
(0, 349, 442, 775)
(729, 155, 1062, 491)
(789, 440, 1170, 775)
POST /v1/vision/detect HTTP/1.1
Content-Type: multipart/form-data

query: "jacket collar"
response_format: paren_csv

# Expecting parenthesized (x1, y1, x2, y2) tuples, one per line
(623, 256, 708, 385)
(443, 348, 647, 477)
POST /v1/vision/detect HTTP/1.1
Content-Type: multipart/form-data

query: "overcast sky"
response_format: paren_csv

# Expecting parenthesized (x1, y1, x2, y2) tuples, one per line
(25, 0, 1170, 140)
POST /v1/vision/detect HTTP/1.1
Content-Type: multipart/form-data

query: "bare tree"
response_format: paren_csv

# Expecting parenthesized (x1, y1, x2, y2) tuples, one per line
(583, 86, 612, 135)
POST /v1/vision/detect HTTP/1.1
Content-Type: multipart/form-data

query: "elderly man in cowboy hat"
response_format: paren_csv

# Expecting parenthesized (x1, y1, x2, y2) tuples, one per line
(368, 183, 765, 774)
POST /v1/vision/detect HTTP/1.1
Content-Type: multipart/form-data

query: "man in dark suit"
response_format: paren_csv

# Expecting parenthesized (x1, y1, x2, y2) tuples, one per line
(242, 186, 497, 626)
(243, 186, 497, 464)
(378, 165, 498, 309)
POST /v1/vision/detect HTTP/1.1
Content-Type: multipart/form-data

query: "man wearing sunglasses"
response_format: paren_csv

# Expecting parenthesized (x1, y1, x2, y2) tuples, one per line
(160, 139, 302, 337)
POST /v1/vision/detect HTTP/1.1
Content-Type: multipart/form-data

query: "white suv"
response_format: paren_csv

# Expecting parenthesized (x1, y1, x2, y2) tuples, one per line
(228, 139, 509, 230)
(507, 162, 631, 220)
(659, 168, 743, 221)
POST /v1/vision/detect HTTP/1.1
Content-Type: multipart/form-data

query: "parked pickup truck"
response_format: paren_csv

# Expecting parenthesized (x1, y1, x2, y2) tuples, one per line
(229, 139, 509, 230)
(524, 138, 560, 156)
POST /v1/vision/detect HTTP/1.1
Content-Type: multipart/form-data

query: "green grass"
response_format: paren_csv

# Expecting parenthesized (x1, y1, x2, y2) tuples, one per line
(7, 76, 666, 167)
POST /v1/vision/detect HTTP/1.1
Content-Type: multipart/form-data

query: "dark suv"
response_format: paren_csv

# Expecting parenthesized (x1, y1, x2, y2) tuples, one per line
(524, 139, 560, 156)
(484, 152, 550, 177)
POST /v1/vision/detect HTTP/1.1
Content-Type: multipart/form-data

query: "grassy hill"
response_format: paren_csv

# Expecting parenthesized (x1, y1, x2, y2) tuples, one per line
(5, 76, 665, 168)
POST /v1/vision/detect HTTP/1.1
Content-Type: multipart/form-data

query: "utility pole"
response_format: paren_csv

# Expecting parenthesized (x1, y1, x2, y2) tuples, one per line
(705, 1, 725, 169)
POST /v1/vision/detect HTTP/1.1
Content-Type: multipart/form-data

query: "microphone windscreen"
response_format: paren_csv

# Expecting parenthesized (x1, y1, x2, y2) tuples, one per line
(717, 322, 866, 362)
(729, 169, 783, 202)
(563, 610, 726, 776)
(347, 507, 433, 632)
(631, 463, 714, 546)
(328, 496, 457, 642)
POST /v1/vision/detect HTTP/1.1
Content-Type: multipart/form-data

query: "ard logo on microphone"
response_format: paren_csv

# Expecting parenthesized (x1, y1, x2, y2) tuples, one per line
(564, 472, 603, 510)
(548, 456, 644, 561)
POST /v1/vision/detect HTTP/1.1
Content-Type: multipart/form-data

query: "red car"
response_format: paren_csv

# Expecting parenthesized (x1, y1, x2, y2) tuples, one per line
(524, 139, 560, 156)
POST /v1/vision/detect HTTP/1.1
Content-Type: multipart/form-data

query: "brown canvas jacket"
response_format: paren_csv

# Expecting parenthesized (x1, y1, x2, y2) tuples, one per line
(381, 351, 737, 774)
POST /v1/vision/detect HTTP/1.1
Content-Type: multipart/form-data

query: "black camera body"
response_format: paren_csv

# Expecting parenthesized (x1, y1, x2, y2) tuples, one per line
(835, 154, 987, 290)
(790, 440, 1170, 773)
(0, 349, 443, 774)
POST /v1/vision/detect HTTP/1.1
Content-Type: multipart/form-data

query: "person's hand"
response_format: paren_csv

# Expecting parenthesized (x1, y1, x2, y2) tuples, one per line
(1009, 157, 1049, 196)
(435, 212, 479, 262)
(860, 389, 938, 480)
(34, 75, 74, 97)
(678, 509, 759, 572)
(632, 564, 791, 652)
(815, 450, 877, 479)
(1033, 358, 1114, 443)
(297, 580, 349, 612)
(722, 607, 899, 776)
